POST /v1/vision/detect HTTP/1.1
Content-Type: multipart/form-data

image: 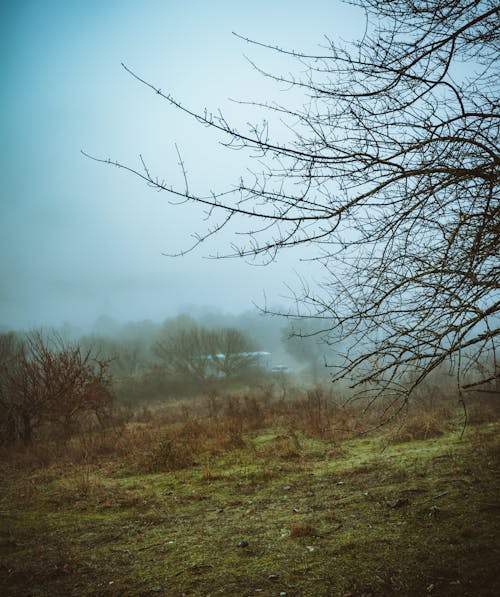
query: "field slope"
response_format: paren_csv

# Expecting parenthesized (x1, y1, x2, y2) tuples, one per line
(1, 422, 499, 596)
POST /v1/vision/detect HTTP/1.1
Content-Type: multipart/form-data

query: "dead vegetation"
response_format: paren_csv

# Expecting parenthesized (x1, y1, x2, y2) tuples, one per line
(1, 384, 497, 476)
(0, 390, 498, 596)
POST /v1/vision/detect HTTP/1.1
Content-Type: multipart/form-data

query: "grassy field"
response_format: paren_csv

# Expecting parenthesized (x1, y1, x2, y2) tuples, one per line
(1, 393, 499, 596)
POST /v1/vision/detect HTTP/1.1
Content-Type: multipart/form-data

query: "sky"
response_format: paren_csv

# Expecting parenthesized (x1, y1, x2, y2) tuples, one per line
(0, 0, 364, 330)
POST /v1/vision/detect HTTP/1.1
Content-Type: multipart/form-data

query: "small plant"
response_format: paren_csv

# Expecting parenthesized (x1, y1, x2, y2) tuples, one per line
(290, 523, 318, 537)
(147, 433, 194, 471)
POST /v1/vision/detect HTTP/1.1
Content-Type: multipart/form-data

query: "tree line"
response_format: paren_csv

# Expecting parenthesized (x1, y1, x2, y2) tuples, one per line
(0, 313, 330, 444)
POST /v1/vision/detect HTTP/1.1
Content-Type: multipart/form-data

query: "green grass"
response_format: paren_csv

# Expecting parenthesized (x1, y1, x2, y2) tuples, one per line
(1, 422, 499, 596)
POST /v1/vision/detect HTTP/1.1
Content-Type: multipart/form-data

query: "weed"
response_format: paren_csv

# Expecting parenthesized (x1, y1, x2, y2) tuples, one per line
(2, 384, 498, 478)
(290, 522, 318, 537)
(146, 433, 195, 471)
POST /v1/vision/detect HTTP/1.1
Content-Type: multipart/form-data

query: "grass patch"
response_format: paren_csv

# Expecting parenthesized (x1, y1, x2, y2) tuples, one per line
(1, 419, 499, 596)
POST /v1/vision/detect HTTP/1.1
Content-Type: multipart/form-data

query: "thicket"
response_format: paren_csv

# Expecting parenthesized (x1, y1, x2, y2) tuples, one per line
(0, 331, 113, 446)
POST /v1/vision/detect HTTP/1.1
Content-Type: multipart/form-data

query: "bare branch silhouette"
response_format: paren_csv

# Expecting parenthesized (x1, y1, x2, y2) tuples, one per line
(86, 0, 499, 404)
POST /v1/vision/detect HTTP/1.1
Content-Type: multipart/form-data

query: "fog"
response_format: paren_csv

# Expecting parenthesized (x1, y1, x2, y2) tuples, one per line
(0, 0, 363, 330)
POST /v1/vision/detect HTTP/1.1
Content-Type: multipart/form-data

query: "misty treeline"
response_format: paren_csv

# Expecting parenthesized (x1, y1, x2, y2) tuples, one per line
(0, 311, 336, 445)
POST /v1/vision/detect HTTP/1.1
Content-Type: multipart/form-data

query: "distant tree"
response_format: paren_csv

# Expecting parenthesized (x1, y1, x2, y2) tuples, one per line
(155, 317, 256, 381)
(79, 334, 145, 378)
(212, 327, 259, 378)
(154, 316, 212, 381)
(0, 331, 113, 445)
(88, 1, 499, 409)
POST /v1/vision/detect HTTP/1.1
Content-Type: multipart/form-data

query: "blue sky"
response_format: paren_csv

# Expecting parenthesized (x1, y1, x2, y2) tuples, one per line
(0, 0, 363, 329)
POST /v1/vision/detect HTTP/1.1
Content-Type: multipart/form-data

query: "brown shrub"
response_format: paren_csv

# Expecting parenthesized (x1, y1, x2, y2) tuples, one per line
(143, 433, 196, 472)
(258, 433, 302, 460)
(2, 383, 476, 474)
(388, 406, 452, 443)
(464, 397, 500, 425)
(290, 523, 318, 537)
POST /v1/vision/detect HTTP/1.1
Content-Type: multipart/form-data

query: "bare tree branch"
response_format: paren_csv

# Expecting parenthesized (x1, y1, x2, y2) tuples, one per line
(86, 0, 499, 404)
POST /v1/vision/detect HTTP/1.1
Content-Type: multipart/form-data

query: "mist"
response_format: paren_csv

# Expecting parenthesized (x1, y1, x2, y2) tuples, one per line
(0, 0, 363, 331)
(2, 2, 498, 594)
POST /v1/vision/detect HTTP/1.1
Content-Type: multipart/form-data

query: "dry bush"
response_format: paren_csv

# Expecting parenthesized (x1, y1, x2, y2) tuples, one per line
(0, 440, 64, 472)
(0, 331, 113, 446)
(144, 433, 196, 472)
(216, 421, 245, 450)
(280, 387, 362, 440)
(257, 433, 302, 460)
(0, 387, 363, 473)
(387, 405, 453, 443)
(241, 394, 265, 429)
(67, 424, 131, 464)
(304, 388, 327, 435)
(290, 523, 318, 537)
(3, 381, 480, 474)
(122, 423, 196, 472)
(463, 396, 500, 425)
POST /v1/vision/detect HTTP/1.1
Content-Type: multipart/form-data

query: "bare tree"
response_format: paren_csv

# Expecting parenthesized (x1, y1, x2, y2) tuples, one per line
(0, 332, 23, 443)
(0, 331, 113, 445)
(155, 321, 216, 382)
(213, 327, 259, 378)
(155, 317, 257, 381)
(86, 1, 499, 408)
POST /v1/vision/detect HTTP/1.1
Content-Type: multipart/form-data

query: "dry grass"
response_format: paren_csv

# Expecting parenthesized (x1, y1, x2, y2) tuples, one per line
(387, 405, 453, 443)
(3, 421, 499, 597)
(1, 385, 498, 476)
(290, 522, 318, 537)
(1, 384, 499, 597)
